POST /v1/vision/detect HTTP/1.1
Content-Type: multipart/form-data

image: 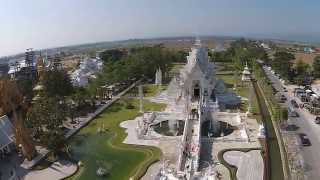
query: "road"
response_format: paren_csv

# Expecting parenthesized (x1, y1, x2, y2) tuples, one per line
(263, 66, 320, 180)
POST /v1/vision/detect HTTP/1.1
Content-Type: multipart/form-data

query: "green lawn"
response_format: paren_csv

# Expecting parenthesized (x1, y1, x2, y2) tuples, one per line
(143, 84, 167, 97)
(126, 84, 167, 98)
(68, 99, 166, 180)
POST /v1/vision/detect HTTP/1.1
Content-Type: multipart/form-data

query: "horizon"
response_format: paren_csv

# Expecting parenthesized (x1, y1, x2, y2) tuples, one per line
(1, 0, 320, 57)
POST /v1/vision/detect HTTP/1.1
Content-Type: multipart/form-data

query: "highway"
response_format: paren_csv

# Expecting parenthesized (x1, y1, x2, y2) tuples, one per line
(263, 66, 320, 180)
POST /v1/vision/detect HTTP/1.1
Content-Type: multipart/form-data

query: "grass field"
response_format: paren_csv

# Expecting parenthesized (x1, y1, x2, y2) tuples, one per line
(127, 84, 167, 98)
(67, 99, 166, 180)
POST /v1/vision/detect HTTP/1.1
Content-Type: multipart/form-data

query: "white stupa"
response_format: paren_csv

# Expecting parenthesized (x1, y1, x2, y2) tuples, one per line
(241, 62, 251, 81)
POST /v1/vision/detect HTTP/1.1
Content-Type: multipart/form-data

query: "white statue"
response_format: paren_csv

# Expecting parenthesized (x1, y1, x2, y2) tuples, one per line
(155, 67, 162, 85)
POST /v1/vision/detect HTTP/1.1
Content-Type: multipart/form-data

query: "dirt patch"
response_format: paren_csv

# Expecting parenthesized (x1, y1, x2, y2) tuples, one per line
(293, 52, 319, 65)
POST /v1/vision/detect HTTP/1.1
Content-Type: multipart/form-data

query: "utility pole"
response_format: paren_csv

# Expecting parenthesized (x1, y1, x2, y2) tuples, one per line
(139, 84, 143, 113)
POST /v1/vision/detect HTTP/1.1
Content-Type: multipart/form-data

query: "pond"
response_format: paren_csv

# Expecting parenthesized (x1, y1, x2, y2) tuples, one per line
(201, 120, 235, 137)
(152, 120, 185, 136)
(68, 132, 147, 180)
(67, 99, 165, 180)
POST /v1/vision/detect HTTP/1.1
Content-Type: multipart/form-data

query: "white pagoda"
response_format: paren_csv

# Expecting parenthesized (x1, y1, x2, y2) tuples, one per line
(155, 67, 162, 85)
(241, 62, 251, 81)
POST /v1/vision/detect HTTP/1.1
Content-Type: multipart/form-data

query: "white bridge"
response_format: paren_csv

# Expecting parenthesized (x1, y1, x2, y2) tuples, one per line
(178, 95, 213, 178)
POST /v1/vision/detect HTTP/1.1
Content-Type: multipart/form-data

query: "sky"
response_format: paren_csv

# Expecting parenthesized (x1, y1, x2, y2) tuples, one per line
(0, 0, 320, 56)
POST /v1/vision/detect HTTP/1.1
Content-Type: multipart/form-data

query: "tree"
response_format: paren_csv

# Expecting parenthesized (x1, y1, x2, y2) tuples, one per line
(91, 45, 176, 86)
(295, 59, 310, 75)
(313, 56, 320, 78)
(294, 60, 310, 86)
(26, 96, 68, 151)
(272, 51, 295, 80)
(0, 79, 36, 160)
(100, 49, 126, 64)
(42, 69, 73, 97)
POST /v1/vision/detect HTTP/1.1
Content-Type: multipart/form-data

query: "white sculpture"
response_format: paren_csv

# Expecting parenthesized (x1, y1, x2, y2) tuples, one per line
(155, 67, 163, 85)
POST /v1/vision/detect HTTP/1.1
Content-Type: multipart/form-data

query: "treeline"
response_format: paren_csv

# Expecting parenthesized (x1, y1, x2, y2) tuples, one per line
(267, 51, 320, 86)
(210, 38, 269, 70)
(16, 45, 187, 153)
(88, 45, 186, 93)
(211, 38, 320, 86)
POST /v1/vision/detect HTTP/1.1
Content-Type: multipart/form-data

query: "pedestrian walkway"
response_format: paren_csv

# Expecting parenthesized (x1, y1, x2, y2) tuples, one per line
(23, 160, 77, 180)
(223, 150, 263, 180)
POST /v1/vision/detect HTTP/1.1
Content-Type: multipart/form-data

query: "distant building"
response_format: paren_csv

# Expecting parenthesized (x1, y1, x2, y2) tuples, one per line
(212, 43, 226, 52)
(71, 57, 103, 86)
(312, 84, 320, 97)
(7, 49, 37, 80)
(260, 43, 271, 50)
(304, 47, 315, 53)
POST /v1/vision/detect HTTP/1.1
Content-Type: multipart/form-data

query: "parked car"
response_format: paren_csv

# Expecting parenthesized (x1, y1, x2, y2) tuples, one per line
(299, 133, 311, 146)
(283, 87, 288, 92)
(315, 117, 320, 124)
(280, 95, 287, 101)
(291, 100, 299, 108)
(288, 107, 299, 117)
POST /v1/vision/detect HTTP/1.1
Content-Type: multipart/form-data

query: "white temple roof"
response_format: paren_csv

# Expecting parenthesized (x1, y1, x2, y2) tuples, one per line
(0, 115, 14, 149)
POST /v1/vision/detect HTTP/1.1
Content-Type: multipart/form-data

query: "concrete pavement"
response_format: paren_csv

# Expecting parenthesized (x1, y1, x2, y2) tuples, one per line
(223, 150, 264, 180)
(23, 160, 77, 180)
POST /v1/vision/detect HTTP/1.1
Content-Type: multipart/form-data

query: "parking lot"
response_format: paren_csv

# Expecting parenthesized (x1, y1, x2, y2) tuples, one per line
(263, 66, 320, 180)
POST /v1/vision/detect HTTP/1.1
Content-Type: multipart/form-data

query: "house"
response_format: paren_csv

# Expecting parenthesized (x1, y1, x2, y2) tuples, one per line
(304, 47, 315, 54)
(70, 57, 103, 86)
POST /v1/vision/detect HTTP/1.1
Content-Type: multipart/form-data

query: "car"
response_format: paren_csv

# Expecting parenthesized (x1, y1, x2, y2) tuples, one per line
(280, 95, 287, 101)
(291, 100, 299, 108)
(299, 133, 311, 146)
(283, 87, 288, 92)
(315, 117, 320, 124)
(288, 107, 299, 117)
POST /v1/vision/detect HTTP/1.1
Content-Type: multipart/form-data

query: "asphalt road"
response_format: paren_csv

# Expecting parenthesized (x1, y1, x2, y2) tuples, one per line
(263, 66, 320, 180)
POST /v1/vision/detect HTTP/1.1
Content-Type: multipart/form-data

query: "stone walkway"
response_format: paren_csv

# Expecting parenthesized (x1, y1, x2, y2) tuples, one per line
(23, 160, 77, 180)
(223, 150, 264, 180)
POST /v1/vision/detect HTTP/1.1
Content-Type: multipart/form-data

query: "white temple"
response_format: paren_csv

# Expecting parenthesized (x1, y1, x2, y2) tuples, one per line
(70, 57, 103, 86)
(241, 62, 251, 81)
(120, 40, 257, 180)
(121, 39, 260, 180)
(159, 39, 218, 179)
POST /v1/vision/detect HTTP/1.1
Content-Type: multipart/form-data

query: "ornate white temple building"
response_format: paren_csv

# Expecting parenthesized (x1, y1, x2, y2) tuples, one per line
(158, 39, 218, 179)
(122, 39, 262, 180)
(178, 39, 216, 102)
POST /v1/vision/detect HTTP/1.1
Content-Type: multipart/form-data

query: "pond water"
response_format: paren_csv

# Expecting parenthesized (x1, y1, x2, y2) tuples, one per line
(152, 120, 185, 136)
(201, 121, 234, 137)
(68, 131, 147, 180)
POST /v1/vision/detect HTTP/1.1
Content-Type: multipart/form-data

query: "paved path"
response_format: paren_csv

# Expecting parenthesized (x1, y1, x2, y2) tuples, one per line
(223, 150, 264, 180)
(23, 160, 77, 180)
